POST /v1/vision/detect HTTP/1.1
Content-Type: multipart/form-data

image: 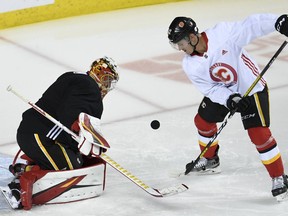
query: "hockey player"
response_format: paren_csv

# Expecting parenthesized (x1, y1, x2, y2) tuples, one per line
(167, 14, 288, 200)
(7, 56, 119, 209)
(14, 56, 119, 171)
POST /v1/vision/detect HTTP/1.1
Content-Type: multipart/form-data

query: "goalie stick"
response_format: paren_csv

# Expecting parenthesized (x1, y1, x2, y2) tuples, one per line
(184, 40, 288, 176)
(100, 154, 188, 197)
(7, 86, 189, 197)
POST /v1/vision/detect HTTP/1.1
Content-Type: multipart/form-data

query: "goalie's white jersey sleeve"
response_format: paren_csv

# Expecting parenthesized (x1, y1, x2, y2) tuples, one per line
(182, 13, 278, 106)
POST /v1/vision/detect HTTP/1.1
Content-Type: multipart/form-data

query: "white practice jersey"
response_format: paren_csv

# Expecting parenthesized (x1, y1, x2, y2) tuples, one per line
(182, 14, 279, 106)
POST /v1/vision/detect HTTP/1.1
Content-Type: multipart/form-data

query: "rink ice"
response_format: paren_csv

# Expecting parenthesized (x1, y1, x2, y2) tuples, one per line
(1, 0, 288, 215)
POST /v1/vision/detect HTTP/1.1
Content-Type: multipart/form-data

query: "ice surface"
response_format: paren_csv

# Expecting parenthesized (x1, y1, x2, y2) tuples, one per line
(0, 0, 288, 215)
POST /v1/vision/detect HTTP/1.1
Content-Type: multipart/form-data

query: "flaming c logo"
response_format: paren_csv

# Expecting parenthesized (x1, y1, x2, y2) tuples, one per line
(209, 63, 237, 85)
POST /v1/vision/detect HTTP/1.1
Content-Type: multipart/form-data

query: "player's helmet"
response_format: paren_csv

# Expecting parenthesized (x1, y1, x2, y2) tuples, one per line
(89, 56, 119, 97)
(168, 16, 199, 43)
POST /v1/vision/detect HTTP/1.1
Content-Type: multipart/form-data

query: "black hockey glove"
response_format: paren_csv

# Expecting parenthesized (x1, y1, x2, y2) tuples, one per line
(275, 14, 288, 37)
(226, 93, 250, 113)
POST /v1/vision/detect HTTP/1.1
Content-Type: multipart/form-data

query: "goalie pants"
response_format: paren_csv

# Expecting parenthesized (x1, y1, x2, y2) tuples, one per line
(195, 85, 284, 178)
(17, 132, 83, 170)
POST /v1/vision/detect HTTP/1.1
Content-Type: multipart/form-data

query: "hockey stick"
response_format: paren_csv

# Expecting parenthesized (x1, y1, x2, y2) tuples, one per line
(7, 86, 189, 197)
(184, 40, 288, 176)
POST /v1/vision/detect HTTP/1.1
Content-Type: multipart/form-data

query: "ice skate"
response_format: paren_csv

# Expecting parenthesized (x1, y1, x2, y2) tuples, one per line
(186, 155, 221, 175)
(9, 163, 27, 177)
(0, 179, 22, 209)
(272, 174, 288, 202)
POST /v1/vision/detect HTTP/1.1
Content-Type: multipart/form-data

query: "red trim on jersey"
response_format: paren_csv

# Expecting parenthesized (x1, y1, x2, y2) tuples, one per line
(241, 54, 266, 86)
(202, 32, 208, 52)
(190, 32, 208, 57)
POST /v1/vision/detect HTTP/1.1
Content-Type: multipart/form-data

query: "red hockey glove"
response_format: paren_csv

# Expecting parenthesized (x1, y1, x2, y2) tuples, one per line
(275, 14, 288, 37)
(227, 93, 250, 113)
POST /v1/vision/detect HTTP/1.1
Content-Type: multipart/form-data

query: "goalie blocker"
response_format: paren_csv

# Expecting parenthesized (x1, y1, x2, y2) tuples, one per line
(77, 112, 110, 156)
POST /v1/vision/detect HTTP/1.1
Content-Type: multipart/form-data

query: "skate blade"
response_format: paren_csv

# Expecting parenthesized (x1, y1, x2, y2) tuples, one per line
(196, 166, 221, 175)
(275, 191, 288, 202)
(169, 166, 221, 178)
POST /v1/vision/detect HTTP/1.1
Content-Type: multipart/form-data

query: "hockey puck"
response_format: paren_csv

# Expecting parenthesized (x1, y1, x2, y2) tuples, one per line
(150, 120, 160, 130)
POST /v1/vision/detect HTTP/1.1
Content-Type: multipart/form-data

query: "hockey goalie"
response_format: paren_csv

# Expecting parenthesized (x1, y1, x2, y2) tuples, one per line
(2, 113, 109, 210)
(1, 56, 119, 210)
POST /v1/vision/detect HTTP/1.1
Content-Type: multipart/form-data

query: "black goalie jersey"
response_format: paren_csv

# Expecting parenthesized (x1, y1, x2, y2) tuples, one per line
(17, 72, 103, 151)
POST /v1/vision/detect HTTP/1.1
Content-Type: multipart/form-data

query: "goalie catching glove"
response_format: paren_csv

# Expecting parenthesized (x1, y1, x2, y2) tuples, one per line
(76, 112, 110, 156)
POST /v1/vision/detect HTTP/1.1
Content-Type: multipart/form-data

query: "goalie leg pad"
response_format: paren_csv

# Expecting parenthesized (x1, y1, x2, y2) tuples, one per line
(31, 157, 106, 205)
(8, 156, 106, 209)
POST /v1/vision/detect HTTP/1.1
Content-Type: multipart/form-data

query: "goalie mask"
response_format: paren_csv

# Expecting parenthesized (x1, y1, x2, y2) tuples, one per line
(88, 56, 119, 98)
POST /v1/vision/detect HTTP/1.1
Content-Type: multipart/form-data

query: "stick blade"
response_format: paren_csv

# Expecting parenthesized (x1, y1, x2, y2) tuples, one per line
(155, 184, 189, 197)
